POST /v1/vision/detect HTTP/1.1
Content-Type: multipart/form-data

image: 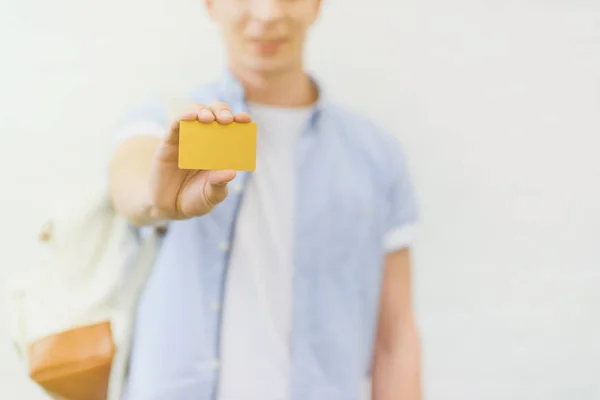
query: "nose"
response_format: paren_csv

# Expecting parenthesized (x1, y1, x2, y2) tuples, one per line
(249, 0, 284, 22)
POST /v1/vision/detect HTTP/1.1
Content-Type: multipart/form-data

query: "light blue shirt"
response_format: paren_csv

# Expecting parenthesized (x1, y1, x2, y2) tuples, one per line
(119, 71, 419, 400)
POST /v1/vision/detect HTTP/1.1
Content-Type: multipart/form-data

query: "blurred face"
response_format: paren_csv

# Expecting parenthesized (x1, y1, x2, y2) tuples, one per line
(205, 0, 321, 74)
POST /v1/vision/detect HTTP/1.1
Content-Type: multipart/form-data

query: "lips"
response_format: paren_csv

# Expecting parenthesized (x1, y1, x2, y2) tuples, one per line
(249, 39, 285, 54)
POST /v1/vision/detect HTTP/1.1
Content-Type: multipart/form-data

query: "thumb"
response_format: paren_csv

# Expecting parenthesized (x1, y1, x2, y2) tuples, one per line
(205, 170, 236, 206)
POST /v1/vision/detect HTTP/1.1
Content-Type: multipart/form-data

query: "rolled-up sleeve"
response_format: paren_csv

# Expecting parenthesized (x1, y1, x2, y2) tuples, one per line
(112, 98, 170, 149)
(383, 141, 419, 253)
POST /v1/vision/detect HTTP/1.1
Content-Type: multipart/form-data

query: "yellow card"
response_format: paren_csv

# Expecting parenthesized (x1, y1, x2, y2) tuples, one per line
(178, 121, 257, 171)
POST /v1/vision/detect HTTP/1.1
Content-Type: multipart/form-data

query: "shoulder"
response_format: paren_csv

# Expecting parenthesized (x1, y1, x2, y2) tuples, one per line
(118, 81, 222, 127)
(112, 81, 222, 145)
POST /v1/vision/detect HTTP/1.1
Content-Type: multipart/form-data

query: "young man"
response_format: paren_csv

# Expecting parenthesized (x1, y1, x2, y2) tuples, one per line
(109, 0, 422, 399)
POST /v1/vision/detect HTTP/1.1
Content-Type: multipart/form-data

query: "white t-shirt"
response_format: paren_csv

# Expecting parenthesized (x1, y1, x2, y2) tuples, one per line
(216, 103, 314, 400)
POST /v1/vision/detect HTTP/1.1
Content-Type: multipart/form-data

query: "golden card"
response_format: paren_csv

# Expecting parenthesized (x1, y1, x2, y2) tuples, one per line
(178, 121, 257, 171)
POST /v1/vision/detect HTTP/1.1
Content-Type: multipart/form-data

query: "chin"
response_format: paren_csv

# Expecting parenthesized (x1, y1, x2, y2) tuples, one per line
(243, 55, 294, 75)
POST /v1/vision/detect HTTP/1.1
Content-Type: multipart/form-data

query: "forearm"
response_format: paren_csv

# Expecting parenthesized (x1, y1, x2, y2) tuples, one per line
(371, 321, 422, 400)
(373, 248, 422, 400)
(109, 136, 162, 227)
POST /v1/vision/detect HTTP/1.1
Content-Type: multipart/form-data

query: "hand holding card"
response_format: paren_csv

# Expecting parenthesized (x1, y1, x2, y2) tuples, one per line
(146, 102, 254, 221)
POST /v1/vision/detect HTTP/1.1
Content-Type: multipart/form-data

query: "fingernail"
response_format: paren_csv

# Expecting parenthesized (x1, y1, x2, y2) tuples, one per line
(220, 109, 232, 118)
(200, 109, 213, 118)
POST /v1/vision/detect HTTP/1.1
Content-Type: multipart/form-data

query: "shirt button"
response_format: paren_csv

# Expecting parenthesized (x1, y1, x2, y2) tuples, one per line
(211, 301, 220, 312)
(210, 359, 220, 370)
(218, 241, 230, 252)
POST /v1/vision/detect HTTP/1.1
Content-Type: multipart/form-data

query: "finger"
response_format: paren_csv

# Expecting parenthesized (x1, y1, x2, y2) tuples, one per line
(233, 112, 252, 123)
(208, 169, 237, 186)
(204, 170, 237, 206)
(208, 101, 234, 125)
(165, 103, 207, 145)
(197, 107, 215, 124)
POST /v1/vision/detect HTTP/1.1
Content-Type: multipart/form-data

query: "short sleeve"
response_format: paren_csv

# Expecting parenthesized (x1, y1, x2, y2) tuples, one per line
(112, 98, 170, 150)
(383, 141, 419, 253)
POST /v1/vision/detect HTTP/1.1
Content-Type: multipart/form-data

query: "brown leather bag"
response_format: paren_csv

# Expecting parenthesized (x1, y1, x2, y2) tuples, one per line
(28, 321, 115, 400)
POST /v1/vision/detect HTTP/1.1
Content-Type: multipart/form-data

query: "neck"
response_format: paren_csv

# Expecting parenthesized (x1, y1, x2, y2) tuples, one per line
(228, 62, 318, 107)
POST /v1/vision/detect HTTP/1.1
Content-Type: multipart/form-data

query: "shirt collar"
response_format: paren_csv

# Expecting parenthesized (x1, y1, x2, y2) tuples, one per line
(216, 68, 327, 129)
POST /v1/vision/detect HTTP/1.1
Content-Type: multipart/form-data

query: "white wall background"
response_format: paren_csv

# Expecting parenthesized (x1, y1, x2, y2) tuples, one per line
(1, 0, 599, 399)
